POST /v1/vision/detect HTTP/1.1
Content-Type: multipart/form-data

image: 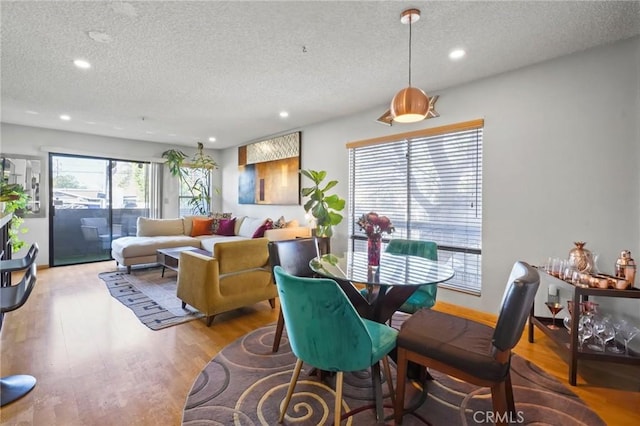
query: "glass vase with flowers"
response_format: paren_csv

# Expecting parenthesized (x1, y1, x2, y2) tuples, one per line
(357, 212, 395, 266)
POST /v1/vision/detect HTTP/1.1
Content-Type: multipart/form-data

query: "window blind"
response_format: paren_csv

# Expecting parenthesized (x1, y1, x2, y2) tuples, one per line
(348, 125, 483, 295)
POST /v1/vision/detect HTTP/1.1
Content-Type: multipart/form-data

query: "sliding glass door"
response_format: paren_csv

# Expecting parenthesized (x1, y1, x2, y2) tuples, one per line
(49, 154, 151, 266)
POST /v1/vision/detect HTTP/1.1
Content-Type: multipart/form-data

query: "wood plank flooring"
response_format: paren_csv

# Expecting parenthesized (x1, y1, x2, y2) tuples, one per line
(1, 261, 638, 425)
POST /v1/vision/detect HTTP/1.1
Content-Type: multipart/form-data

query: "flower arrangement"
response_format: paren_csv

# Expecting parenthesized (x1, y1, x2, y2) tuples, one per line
(357, 212, 395, 238)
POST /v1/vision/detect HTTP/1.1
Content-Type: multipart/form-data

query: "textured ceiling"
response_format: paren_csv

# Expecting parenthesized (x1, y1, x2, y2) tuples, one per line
(2, 1, 639, 149)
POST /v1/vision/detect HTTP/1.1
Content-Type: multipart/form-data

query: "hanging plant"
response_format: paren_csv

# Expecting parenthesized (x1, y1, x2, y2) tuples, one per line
(1, 182, 30, 252)
(162, 142, 219, 215)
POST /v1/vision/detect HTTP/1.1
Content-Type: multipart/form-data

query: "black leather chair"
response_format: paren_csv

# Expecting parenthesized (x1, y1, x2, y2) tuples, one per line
(267, 238, 325, 352)
(0, 243, 38, 285)
(394, 261, 540, 425)
(1, 263, 38, 406)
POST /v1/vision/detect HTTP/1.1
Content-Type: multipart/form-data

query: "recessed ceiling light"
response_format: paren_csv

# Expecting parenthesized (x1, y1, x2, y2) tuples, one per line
(73, 59, 91, 69)
(60, 114, 71, 121)
(85, 121, 96, 125)
(114, 126, 123, 130)
(25, 110, 39, 115)
(208, 137, 216, 142)
(145, 131, 155, 135)
(449, 48, 466, 60)
(279, 111, 289, 118)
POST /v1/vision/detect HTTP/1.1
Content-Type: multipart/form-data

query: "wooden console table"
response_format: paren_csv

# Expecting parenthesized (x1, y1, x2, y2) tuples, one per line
(528, 269, 640, 385)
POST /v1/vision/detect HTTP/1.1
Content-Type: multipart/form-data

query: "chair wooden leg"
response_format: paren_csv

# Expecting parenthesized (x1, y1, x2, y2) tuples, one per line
(394, 347, 408, 425)
(334, 371, 344, 426)
(490, 380, 509, 426)
(272, 308, 285, 352)
(269, 298, 276, 309)
(504, 372, 515, 413)
(382, 355, 395, 407)
(279, 358, 303, 423)
(371, 361, 384, 422)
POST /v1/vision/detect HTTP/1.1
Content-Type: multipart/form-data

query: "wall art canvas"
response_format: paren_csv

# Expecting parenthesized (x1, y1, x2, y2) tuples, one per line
(238, 132, 301, 205)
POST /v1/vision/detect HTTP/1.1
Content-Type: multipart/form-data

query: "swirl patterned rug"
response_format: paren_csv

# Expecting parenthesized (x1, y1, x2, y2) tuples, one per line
(182, 324, 604, 425)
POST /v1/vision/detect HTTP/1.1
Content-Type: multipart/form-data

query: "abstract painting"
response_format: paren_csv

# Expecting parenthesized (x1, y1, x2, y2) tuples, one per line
(238, 132, 300, 205)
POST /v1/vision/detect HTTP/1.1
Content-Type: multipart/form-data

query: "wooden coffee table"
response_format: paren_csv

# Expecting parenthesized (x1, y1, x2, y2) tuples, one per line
(156, 246, 211, 277)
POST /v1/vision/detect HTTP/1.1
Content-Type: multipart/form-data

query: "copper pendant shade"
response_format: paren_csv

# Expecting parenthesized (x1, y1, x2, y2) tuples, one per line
(390, 9, 430, 124)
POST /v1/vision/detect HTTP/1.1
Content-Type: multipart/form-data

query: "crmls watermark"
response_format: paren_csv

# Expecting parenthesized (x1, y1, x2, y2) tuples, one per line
(472, 411, 525, 424)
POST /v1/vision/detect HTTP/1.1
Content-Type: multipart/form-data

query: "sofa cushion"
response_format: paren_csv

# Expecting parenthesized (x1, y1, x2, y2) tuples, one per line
(216, 218, 236, 236)
(191, 217, 214, 236)
(137, 217, 184, 237)
(252, 220, 272, 238)
(271, 216, 287, 229)
(211, 212, 233, 233)
(199, 235, 247, 253)
(182, 215, 209, 236)
(112, 235, 200, 258)
(237, 217, 267, 238)
(234, 216, 246, 235)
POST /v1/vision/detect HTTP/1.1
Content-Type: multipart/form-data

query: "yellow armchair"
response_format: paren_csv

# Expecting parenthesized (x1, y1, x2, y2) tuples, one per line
(176, 238, 276, 326)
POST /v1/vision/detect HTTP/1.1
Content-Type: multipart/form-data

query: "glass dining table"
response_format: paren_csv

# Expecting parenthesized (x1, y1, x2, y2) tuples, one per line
(309, 250, 455, 423)
(310, 250, 455, 324)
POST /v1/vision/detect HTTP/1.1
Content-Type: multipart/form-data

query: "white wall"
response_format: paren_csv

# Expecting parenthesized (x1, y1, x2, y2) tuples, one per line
(2, 37, 638, 321)
(221, 37, 640, 319)
(0, 124, 222, 264)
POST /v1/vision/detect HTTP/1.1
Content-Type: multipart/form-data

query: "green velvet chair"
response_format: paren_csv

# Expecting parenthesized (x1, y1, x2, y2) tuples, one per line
(273, 266, 398, 425)
(386, 239, 439, 313)
(360, 239, 439, 323)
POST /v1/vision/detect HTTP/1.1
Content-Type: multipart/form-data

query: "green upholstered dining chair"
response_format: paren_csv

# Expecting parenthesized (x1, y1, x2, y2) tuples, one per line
(386, 239, 439, 313)
(273, 266, 398, 425)
(360, 239, 439, 325)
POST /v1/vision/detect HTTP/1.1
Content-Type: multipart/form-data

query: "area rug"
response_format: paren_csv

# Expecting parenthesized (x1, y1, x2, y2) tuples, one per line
(98, 268, 203, 330)
(182, 324, 605, 425)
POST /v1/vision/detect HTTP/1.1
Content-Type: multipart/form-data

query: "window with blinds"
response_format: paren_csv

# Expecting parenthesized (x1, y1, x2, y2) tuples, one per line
(348, 121, 483, 295)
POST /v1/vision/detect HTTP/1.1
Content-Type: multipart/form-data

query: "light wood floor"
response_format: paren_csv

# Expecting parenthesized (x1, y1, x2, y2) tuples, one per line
(1, 262, 638, 425)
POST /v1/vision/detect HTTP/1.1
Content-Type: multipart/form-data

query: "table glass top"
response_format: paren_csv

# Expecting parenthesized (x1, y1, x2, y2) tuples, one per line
(310, 251, 455, 286)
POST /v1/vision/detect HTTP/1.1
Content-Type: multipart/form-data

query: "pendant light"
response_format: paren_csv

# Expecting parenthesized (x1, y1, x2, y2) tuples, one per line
(390, 8, 430, 123)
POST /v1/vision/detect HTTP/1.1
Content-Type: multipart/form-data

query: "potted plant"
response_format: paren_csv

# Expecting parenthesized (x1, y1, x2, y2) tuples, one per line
(162, 142, 218, 215)
(300, 169, 346, 238)
(1, 182, 30, 252)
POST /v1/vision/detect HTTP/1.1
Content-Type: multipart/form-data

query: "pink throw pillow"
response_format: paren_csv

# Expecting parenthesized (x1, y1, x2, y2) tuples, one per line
(252, 220, 272, 238)
(216, 218, 236, 236)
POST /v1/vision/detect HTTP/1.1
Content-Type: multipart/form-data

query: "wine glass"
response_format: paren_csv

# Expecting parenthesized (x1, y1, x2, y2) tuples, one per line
(578, 315, 593, 351)
(618, 321, 640, 356)
(545, 301, 564, 329)
(601, 319, 617, 353)
(588, 316, 606, 351)
(609, 320, 626, 354)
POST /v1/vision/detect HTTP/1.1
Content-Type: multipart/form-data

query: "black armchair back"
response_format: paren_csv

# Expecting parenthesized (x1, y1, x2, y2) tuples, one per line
(493, 261, 540, 352)
(267, 238, 321, 278)
(267, 237, 327, 352)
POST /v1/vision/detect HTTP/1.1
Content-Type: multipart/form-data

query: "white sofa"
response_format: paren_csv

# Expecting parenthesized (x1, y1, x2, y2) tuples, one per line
(111, 215, 311, 273)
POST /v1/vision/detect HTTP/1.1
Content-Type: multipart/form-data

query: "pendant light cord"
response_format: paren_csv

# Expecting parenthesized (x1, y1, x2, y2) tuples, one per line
(408, 16, 412, 87)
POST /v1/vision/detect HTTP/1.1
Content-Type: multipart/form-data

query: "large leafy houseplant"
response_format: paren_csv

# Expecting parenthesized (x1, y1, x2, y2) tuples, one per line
(162, 142, 218, 215)
(1, 182, 30, 252)
(300, 169, 346, 238)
